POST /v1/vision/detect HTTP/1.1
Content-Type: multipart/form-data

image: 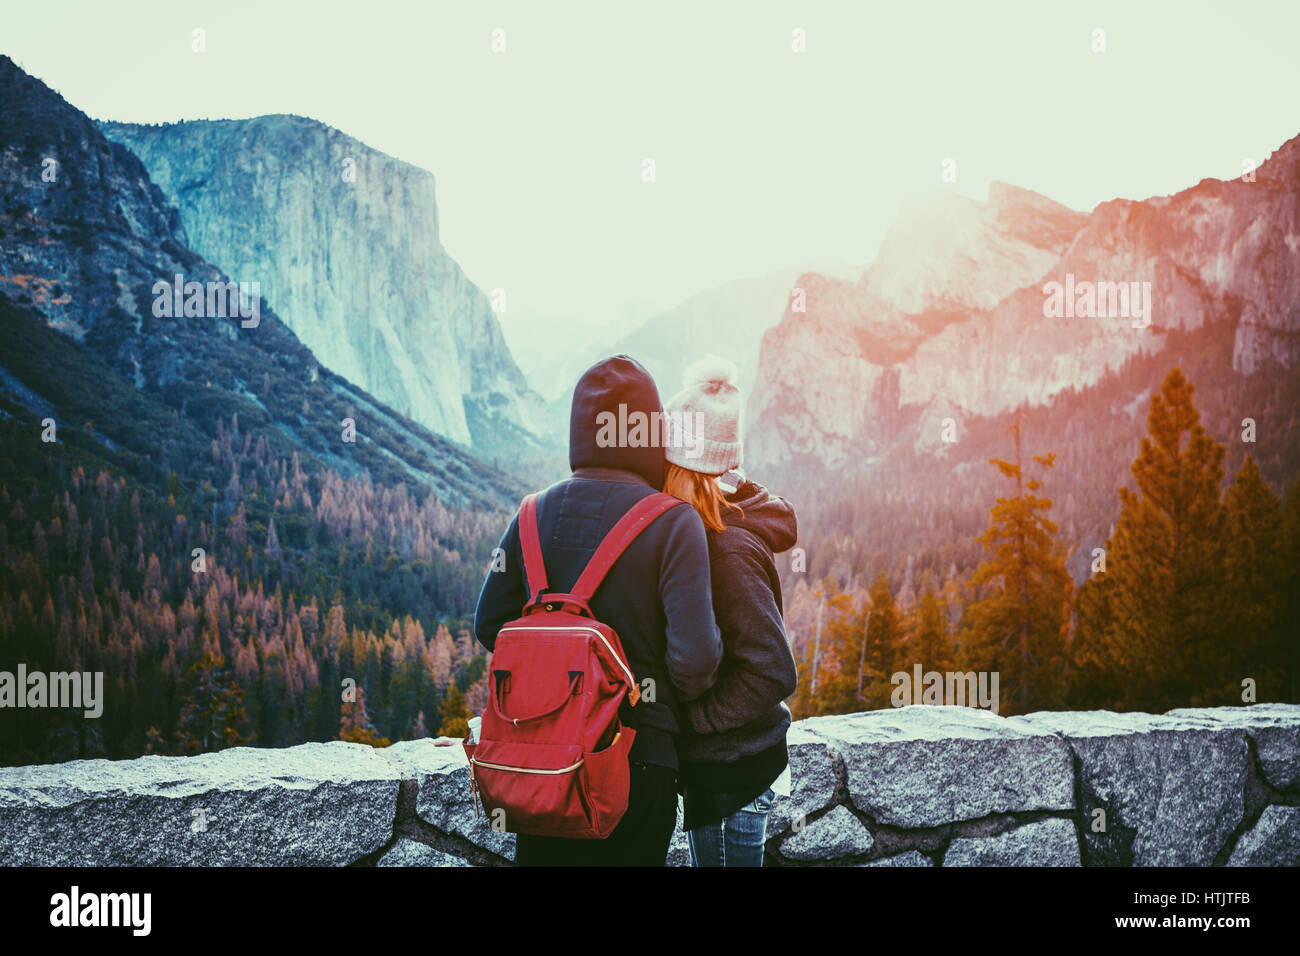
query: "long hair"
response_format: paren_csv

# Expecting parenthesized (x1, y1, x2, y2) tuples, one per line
(663, 462, 740, 533)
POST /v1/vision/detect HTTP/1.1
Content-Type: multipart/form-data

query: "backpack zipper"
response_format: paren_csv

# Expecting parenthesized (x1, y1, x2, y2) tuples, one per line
(468, 729, 621, 778)
(470, 756, 584, 774)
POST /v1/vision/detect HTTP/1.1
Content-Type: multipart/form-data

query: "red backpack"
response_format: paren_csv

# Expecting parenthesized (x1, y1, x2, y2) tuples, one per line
(464, 490, 680, 839)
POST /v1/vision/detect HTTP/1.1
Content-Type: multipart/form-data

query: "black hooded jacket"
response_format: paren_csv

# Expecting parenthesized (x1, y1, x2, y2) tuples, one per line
(678, 479, 799, 825)
(473, 355, 723, 769)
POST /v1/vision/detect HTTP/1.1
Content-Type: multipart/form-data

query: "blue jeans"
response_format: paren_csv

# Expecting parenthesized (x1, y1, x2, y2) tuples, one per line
(686, 788, 774, 867)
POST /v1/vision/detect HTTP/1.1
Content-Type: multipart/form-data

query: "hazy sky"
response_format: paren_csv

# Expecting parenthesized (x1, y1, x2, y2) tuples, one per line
(4, 0, 1298, 342)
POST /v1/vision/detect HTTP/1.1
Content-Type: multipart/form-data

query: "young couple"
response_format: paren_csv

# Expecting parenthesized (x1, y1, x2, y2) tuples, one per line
(474, 354, 798, 866)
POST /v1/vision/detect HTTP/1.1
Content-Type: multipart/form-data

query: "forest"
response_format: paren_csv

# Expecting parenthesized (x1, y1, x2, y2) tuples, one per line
(0, 403, 500, 765)
(786, 368, 1300, 719)
(2, 350, 1296, 764)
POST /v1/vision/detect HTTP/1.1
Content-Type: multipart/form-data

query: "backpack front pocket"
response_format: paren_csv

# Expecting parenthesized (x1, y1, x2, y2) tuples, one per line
(470, 741, 592, 836)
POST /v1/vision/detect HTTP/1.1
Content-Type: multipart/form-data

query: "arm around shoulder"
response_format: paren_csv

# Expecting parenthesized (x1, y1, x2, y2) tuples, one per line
(658, 504, 722, 700)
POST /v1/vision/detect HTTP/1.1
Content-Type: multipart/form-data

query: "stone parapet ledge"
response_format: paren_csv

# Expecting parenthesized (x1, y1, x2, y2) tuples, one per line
(2, 704, 1296, 867)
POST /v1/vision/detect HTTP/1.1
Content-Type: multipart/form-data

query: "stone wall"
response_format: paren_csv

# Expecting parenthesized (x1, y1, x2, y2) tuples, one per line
(2, 704, 1297, 867)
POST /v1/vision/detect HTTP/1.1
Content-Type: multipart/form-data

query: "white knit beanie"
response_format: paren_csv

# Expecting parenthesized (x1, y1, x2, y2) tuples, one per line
(663, 355, 743, 476)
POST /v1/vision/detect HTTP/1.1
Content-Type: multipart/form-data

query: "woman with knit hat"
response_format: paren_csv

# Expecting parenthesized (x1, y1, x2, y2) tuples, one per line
(662, 356, 799, 867)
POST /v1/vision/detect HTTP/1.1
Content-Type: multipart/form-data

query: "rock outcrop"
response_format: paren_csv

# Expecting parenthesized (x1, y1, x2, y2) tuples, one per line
(4, 704, 1296, 867)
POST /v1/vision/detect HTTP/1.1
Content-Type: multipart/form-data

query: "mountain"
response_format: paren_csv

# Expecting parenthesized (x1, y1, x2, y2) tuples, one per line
(98, 115, 551, 458)
(613, 266, 852, 399)
(539, 262, 867, 434)
(0, 55, 522, 510)
(749, 153, 1300, 473)
(0, 57, 525, 766)
(746, 143, 1300, 588)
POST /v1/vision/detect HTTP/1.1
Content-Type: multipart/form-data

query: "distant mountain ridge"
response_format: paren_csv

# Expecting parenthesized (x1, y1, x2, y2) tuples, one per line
(748, 147, 1300, 471)
(99, 114, 551, 458)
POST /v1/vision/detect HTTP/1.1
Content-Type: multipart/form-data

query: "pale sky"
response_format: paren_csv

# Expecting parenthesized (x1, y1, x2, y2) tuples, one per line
(4, 0, 1298, 342)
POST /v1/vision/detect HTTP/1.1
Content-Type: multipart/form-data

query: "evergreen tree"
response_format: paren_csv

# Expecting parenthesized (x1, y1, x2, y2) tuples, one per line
(960, 416, 1070, 714)
(1074, 369, 1227, 709)
(174, 653, 253, 754)
(1278, 482, 1300, 702)
(1222, 457, 1284, 698)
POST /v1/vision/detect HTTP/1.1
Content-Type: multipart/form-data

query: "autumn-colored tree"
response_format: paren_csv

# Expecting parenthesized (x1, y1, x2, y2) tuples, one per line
(911, 588, 953, 678)
(339, 685, 391, 748)
(789, 644, 817, 719)
(430, 624, 454, 688)
(437, 683, 471, 739)
(960, 416, 1070, 714)
(143, 726, 167, 755)
(860, 574, 904, 710)
(789, 575, 903, 717)
(806, 591, 862, 716)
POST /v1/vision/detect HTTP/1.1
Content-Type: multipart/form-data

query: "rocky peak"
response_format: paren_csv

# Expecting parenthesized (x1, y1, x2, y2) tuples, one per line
(866, 184, 1083, 316)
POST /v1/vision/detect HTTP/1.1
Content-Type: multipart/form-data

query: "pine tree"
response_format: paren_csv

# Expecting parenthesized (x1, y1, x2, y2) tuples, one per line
(1074, 369, 1227, 709)
(960, 414, 1070, 714)
(1278, 482, 1300, 702)
(1222, 457, 1283, 698)
(174, 653, 253, 754)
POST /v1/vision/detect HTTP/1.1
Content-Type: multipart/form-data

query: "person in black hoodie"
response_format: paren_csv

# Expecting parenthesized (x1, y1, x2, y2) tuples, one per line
(474, 354, 723, 866)
(661, 356, 799, 866)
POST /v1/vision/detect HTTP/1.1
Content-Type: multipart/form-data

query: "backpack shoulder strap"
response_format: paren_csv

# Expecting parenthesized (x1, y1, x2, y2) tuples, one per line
(518, 493, 549, 606)
(569, 492, 681, 604)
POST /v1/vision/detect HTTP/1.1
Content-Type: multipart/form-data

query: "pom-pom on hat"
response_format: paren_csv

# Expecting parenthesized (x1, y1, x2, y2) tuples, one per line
(663, 355, 743, 476)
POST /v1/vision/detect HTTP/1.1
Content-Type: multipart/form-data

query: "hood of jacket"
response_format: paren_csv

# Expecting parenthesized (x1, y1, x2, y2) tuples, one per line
(723, 479, 797, 553)
(569, 354, 666, 490)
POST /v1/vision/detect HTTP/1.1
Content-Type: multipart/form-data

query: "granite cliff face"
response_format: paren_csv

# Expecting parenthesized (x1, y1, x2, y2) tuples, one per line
(748, 144, 1300, 471)
(100, 116, 550, 457)
(0, 56, 522, 509)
